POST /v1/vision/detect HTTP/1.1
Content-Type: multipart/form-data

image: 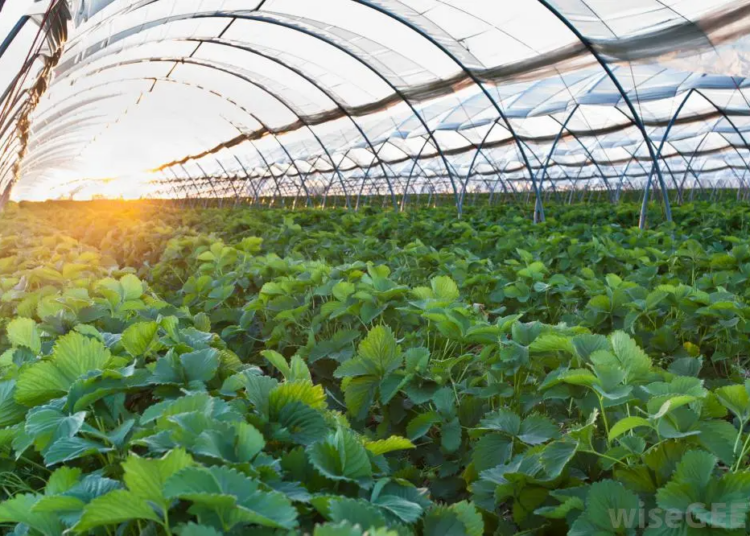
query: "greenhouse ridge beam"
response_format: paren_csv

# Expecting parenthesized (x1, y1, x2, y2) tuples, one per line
(352, 0, 545, 221)
(535, 0, 673, 228)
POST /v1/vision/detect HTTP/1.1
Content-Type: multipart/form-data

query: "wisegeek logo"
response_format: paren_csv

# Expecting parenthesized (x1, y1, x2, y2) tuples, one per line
(607, 502, 748, 530)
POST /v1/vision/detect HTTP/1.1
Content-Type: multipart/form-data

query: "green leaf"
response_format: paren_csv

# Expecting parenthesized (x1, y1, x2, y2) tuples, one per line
(364, 436, 415, 456)
(0, 493, 63, 536)
(44, 437, 113, 466)
(122, 449, 194, 510)
(372, 493, 422, 523)
(164, 465, 298, 530)
(180, 348, 219, 383)
(557, 369, 599, 388)
(121, 321, 159, 357)
(176, 523, 224, 536)
(276, 401, 328, 446)
(262, 350, 291, 378)
(431, 276, 459, 301)
(472, 433, 512, 472)
(571, 334, 609, 361)
(697, 472, 750, 529)
(234, 421, 266, 461)
(356, 326, 402, 378)
(422, 506, 466, 536)
(45, 467, 82, 495)
(541, 440, 578, 478)
(16, 332, 111, 406)
(289, 355, 312, 382)
(451, 501, 484, 536)
(326, 498, 388, 529)
(715, 384, 750, 421)
(697, 420, 738, 465)
(333, 281, 356, 301)
(608, 416, 652, 442)
(343, 376, 377, 421)
(270, 380, 326, 411)
(441, 418, 462, 453)
(7, 317, 41, 353)
(608, 331, 652, 382)
(307, 428, 372, 485)
(119, 274, 144, 301)
(478, 409, 521, 435)
(75, 490, 161, 532)
(518, 414, 560, 445)
(313, 521, 370, 536)
(535, 492, 585, 520)
(406, 411, 441, 440)
(0, 381, 26, 427)
(571, 480, 641, 534)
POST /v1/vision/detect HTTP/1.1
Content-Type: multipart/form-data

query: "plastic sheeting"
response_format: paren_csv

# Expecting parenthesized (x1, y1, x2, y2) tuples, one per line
(2, 0, 750, 219)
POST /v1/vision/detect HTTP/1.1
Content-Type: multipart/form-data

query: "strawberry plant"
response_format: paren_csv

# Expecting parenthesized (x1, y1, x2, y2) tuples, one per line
(1, 200, 750, 534)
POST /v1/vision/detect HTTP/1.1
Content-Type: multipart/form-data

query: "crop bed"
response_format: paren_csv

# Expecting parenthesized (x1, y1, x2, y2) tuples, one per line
(1, 201, 750, 535)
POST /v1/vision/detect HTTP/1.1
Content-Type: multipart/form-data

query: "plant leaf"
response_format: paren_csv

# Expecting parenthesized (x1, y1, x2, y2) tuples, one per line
(307, 428, 373, 485)
(75, 490, 161, 532)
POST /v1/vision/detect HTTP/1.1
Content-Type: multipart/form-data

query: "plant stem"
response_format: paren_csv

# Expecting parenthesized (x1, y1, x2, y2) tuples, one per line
(598, 395, 611, 446)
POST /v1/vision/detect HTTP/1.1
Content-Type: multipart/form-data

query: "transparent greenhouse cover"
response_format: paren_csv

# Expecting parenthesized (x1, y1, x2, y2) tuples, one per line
(2, 0, 750, 210)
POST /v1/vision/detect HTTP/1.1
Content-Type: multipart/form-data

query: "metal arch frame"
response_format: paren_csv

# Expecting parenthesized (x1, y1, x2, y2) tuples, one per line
(185, 36, 398, 210)
(45, 11, 461, 207)
(639, 88, 750, 223)
(536, 0, 673, 227)
(22, 75, 316, 206)
(400, 137, 444, 211)
(216, 158, 255, 207)
(536, 107, 580, 208)
(642, 88, 728, 226)
(232, 149, 279, 206)
(695, 90, 750, 167)
(465, 142, 513, 205)
(182, 163, 220, 207)
(459, 118, 504, 211)
(11, 3, 750, 209)
(609, 105, 685, 191)
(352, 0, 544, 220)
(726, 163, 749, 200)
(402, 134, 467, 208)
(204, 159, 241, 204)
(166, 167, 200, 205)
(231, 148, 269, 205)
(21, 78, 256, 166)
(58, 34, 392, 207)
(538, 105, 613, 201)
(618, 137, 698, 200)
(197, 162, 231, 205)
(334, 144, 385, 209)
(679, 133, 750, 198)
(547, 124, 614, 197)
(457, 118, 516, 214)
(0, 94, 30, 189)
(0, 16, 31, 60)
(307, 153, 343, 208)
(714, 132, 750, 182)
(352, 159, 400, 209)
(14, 80, 320, 207)
(686, 157, 713, 201)
(679, 132, 748, 197)
(45, 56, 353, 208)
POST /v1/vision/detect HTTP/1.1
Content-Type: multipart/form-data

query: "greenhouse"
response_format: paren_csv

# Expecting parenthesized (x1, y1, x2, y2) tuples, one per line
(4, 2, 750, 536)
(2, 1, 750, 225)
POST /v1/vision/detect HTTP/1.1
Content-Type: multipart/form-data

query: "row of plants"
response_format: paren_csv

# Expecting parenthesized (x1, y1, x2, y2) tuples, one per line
(0, 201, 750, 534)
